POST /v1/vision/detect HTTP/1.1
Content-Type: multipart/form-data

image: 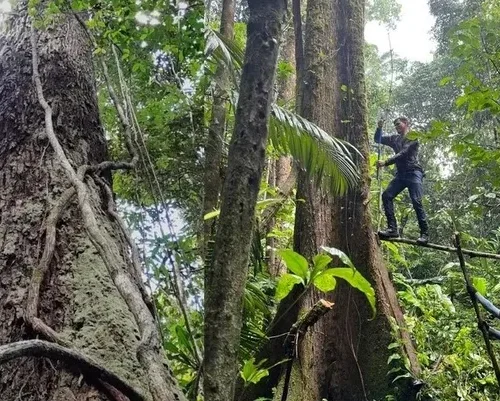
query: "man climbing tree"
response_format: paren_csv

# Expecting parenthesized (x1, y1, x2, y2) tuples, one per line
(376, 117, 429, 243)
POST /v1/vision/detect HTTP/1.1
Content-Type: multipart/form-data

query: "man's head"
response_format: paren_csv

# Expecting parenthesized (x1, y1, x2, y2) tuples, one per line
(393, 116, 410, 135)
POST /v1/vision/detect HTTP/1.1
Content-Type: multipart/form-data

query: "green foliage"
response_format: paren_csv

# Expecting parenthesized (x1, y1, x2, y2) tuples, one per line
(240, 358, 269, 386)
(367, 0, 402, 29)
(275, 273, 303, 301)
(276, 60, 295, 82)
(275, 248, 376, 316)
(270, 105, 360, 195)
(278, 249, 309, 279)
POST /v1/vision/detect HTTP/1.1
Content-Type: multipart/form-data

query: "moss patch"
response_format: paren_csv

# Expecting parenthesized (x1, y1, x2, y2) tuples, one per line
(60, 236, 148, 394)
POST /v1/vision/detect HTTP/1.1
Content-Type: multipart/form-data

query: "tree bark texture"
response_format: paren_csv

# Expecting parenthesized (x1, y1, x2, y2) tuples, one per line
(0, 8, 183, 401)
(203, 1, 286, 400)
(235, 2, 335, 399)
(202, 0, 235, 257)
(284, 1, 338, 400)
(318, 1, 421, 400)
(266, 15, 295, 277)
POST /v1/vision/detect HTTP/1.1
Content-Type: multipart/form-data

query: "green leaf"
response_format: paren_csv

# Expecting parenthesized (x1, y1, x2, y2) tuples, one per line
(278, 249, 309, 280)
(255, 198, 283, 210)
(323, 268, 376, 316)
(240, 358, 269, 385)
(311, 254, 332, 279)
(313, 272, 337, 293)
(392, 373, 411, 383)
(387, 353, 401, 365)
(175, 325, 194, 356)
(276, 274, 303, 301)
(473, 276, 487, 296)
(203, 209, 220, 220)
(321, 246, 355, 269)
(269, 105, 360, 195)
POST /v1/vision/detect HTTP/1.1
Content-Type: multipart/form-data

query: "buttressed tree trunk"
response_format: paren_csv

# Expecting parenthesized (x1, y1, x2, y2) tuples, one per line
(202, 0, 235, 257)
(203, 1, 286, 400)
(268, 1, 421, 400)
(293, 0, 421, 400)
(0, 5, 184, 401)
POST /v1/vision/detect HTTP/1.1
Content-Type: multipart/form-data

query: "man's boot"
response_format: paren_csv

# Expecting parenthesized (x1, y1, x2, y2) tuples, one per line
(417, 232, 429, 244)
(378, 227, 399, 239)
(417, 218, 429, 244)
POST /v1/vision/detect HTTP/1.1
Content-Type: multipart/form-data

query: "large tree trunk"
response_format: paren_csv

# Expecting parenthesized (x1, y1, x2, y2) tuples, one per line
(286, 1, 421, 400)
(263, 1, 421, 400)
(325, 1, 421, 399)
(0, 7, 184, 401)
(284, 1, 338, 399)
(202, 0, 235, 257)
(203, 1, 286, 400)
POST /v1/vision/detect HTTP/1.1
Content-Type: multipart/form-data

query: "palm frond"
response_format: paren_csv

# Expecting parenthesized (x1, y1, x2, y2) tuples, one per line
(239, 320, 267, 360)
(204, 28, 243, 87)
(270, 105, 361, 195)
(205, 28, 361, 195)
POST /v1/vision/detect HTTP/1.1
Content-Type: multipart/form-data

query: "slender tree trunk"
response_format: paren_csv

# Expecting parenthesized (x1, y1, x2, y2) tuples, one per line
(234, 2, 328, 399)
(266, 18, 296, 276)
(202, 0, 235, 257)
(0, 6, 184, 401)
(203, 1, 286, 400)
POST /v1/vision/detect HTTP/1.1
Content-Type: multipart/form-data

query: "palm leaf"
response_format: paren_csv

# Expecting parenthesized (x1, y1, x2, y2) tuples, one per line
(205, 29, 361, 195)
(204, 28, 243, 87)
(270, 105, 361, 195)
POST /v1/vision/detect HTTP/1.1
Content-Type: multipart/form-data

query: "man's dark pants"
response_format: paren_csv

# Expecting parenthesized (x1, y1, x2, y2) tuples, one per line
(382, 170, 428, 235)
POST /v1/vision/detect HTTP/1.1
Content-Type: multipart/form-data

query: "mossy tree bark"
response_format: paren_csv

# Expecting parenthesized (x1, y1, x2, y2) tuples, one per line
(203, 1, 286, 401)
(202, 0, 235, 257)
(255, 1, 421, 400)
(0, 5, 184, 401)
(324, 1, 421, 399)
(289, 1, 421, 400)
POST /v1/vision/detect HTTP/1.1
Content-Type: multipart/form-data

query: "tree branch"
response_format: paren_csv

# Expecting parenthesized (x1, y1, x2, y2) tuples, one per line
(283, 299, 334, 354)
(0, 340, 145, 401)
(380, 237, 500, 261)
(26, 187, 75, 347)
(454, 233, 500, 385)
(281, 299, 334, 401)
